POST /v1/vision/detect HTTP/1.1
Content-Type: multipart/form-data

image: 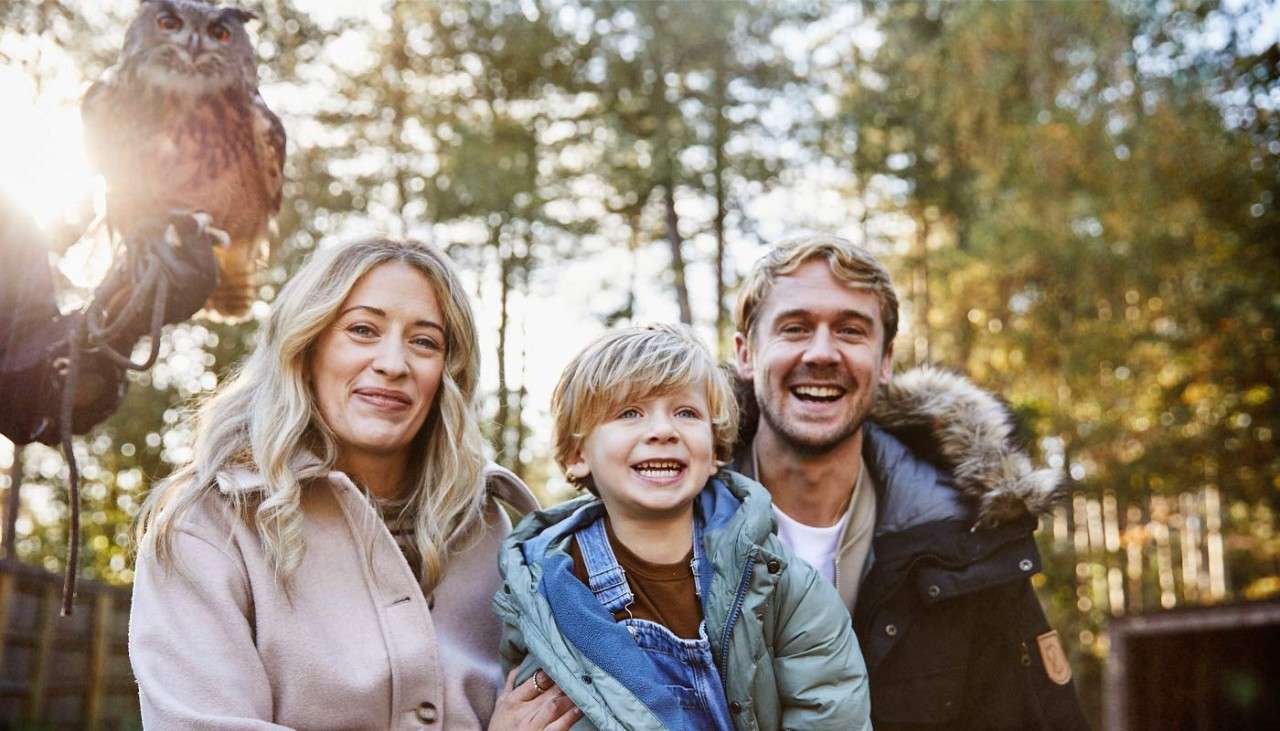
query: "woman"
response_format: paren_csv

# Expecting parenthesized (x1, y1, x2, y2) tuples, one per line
(130, 238, 578, 729)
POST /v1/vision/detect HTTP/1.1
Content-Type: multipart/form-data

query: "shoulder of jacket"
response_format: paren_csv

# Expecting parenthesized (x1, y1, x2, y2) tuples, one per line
(871, 365, 1063, 527)
(485, 462, 541, 516)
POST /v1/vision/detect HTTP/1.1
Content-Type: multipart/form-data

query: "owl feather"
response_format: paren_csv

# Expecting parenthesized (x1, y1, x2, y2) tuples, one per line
(82, 0, 285, 321)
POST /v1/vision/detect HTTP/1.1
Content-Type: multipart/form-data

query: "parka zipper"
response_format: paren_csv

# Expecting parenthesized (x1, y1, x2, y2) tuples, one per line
(717, 547, 758, 685)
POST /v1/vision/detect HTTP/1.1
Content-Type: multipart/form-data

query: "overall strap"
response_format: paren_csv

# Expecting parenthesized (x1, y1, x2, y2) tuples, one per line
(691, 509, 711, 600)
(575, 515, 634, 614)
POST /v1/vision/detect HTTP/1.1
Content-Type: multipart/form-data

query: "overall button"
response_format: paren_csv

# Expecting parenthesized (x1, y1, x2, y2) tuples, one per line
(766, 559, 781, 574)
(729, 701, 743, 714)
(884, 623, 898, 637)
(415, 702, 438, 724)
(1019, 559, 1034, 572)
(927, 584, 941, 598)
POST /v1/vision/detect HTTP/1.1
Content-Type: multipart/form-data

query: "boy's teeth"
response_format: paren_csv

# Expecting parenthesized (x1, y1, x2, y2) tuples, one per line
(634, 461, 682, 477)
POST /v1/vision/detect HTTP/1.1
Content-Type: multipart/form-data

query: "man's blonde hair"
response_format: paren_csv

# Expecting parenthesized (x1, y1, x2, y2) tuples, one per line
(552, 324, 739, 494)
(735, 234, 899, 347)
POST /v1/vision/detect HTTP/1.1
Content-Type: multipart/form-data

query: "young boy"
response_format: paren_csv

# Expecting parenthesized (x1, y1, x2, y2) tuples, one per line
(494, 324, 870, 730)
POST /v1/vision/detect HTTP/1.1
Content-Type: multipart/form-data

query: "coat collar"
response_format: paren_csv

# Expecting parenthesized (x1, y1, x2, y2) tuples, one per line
(215, 453, 541, 516)
(214, 452, 329, 495)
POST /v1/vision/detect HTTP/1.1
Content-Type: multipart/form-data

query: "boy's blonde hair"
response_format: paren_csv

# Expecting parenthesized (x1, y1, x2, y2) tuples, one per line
(552, 324, 739, 494)
(735, 233, 899, 348)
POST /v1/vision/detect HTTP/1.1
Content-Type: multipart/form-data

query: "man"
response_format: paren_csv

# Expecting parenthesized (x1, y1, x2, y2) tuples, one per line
(1, 194, 220, 445)
(731, 234, 1088, 729)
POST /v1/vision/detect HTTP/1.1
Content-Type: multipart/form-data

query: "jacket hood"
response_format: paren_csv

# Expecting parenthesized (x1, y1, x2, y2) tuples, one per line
(732, 365, 1062, 527)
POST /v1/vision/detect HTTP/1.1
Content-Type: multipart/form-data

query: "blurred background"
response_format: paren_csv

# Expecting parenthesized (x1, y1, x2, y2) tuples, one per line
(1, 1, 1277, 728)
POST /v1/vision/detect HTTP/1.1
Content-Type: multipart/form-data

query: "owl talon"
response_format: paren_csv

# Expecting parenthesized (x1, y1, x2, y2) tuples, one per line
(189, 211, 214, 231)
(163, 224, 181, 248)
(206, 225, 231, 248)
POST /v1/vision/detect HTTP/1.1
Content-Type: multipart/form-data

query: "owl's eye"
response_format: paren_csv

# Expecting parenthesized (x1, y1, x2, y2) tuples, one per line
(208, 23, 231, 43)
(156, 13, 183, 32)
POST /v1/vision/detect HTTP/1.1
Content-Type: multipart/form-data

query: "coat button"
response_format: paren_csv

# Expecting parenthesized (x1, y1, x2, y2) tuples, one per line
(415, 702, 438, 724)
(729, 701, 743, 714)
(1019, 559, 1034, 572)
(885, 624, 898, 637)
(766, 559, 781, 574)
(927, 584, 941, 598)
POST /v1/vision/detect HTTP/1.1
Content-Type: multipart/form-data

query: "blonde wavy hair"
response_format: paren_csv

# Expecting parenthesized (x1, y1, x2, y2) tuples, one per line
(137, 238, 488, 593)
(551, 323, 739, 495)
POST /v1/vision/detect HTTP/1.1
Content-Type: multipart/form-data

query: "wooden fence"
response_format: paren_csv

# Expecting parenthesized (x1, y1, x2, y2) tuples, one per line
(1048, 486, 1247, 618)
(0, 559, 139, 730)
(1103, 599, 1280, 730)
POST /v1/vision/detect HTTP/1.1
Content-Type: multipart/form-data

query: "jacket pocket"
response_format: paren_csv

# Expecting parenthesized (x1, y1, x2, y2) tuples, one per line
(867, 593, 978, 725)
(871, 665, 967, 724)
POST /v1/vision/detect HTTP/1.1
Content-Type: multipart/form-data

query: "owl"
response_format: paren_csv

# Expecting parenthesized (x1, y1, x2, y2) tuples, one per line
(82, 0, 286, 320)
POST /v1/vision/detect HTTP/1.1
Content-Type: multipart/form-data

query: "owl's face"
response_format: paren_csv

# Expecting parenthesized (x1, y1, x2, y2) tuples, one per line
(121, 0, 258, 94)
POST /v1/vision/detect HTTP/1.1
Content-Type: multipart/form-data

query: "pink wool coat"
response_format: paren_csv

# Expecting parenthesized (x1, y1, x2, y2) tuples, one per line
(129, 463, 538, 730)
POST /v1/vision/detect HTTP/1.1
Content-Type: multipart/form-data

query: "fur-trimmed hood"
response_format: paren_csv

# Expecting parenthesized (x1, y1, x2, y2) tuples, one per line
(731, 365, 1063, 528)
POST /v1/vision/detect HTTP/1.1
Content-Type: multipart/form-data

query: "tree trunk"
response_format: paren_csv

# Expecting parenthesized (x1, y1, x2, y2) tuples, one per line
(711, 61, 730, 353)
(493, 224, 511, 459)
(664, 183, 694, 325)
(389, 0, 412, 235)
(649, 32, 693, 326)
(914, 210, 931, 364)
(625, 212, 641, 323)
(512, 307, 529, 478)
(510, 244, 532, 478)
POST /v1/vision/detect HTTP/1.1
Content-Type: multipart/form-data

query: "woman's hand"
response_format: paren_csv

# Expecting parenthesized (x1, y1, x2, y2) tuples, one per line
(490, 667, 581, 730)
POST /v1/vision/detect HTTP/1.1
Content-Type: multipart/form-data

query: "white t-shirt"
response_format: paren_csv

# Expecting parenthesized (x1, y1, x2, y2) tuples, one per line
(771, 504, 848, 585)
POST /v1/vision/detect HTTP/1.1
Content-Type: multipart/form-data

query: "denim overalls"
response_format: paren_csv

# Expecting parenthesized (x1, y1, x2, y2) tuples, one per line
(575, 514, 735, 731)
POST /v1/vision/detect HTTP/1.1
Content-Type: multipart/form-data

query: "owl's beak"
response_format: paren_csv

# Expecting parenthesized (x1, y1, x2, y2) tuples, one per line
(186, 33, 202, 59)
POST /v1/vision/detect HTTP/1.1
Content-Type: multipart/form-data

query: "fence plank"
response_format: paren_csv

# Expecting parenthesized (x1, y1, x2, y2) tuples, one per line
(84, 592, 113, 731)
(0, 571, 12, 669)
(25, 583, 57, 720)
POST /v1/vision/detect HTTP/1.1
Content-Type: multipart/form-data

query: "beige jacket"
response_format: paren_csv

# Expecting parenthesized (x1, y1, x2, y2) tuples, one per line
(129, 463, 538, 730)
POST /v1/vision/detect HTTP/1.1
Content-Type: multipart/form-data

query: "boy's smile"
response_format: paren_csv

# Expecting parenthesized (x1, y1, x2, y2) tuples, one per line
(570, 385, 717, 522)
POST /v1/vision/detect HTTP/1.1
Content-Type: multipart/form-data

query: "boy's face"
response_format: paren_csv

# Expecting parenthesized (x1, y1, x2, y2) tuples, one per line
(569, 383, 717, 522)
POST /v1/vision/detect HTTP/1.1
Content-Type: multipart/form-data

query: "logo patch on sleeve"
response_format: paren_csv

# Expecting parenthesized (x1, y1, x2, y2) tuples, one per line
(1036, 630, 1072, 685)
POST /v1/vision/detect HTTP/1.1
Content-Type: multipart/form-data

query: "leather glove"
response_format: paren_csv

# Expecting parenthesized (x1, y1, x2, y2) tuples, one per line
(150, 210, 222, 324)
(94, 210, 221, 349)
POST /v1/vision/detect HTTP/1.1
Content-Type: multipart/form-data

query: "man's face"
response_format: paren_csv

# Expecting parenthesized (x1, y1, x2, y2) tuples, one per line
(734, 259, 893, 455)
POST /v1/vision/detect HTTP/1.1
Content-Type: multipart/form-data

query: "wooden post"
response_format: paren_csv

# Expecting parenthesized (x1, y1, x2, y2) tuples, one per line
(26, 583, 58, 720)
(0, 569, 13, 668)
(3, 446, 21, 558)
(84, 592, 113, 731)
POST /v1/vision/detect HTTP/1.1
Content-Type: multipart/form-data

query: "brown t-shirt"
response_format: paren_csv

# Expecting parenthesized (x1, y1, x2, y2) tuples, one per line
(569, 518, 703, 639)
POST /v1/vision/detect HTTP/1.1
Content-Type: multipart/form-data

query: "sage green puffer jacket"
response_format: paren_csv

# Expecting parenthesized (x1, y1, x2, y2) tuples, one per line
(493, 471, 871, 731)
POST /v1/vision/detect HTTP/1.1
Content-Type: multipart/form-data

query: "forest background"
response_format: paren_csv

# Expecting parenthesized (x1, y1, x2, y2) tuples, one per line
(1, 1, 1277, 726)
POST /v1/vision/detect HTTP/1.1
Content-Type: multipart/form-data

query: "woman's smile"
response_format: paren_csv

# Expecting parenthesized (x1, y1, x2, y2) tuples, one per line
(353, 386, 414, 412)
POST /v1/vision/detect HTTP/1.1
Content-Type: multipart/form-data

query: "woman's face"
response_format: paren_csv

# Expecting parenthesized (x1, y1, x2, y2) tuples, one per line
(310, 261, 447, 473)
